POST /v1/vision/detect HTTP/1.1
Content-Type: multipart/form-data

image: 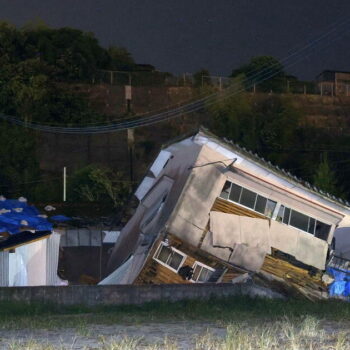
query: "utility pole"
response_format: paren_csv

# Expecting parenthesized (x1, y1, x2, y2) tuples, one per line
(63, 167, 67, 202)
(125, 84, 134, 185)
(127, 129, 134, 184)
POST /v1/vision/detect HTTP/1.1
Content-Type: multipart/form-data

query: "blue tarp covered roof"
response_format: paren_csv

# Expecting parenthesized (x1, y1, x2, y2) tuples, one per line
(0, 198, 52, 234)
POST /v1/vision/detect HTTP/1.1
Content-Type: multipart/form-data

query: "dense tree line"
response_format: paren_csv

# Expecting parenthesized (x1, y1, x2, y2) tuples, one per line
(207, 88, 348, 199)
(0, 21, 136, 203)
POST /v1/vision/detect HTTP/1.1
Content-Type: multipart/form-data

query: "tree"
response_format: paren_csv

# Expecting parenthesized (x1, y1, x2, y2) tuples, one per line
(193, 68, 211, 88)
(68, 165, 130, 208)
(208, 78, 253, 144)
(313, 153, 340, 196)
(231, 56, 286, 92)
(107, 46, 135, 71)
(0, 123, 40, 198)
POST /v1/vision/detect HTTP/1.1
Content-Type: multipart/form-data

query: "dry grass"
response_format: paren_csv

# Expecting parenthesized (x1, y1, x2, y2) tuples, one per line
(5, 316, 350, 350)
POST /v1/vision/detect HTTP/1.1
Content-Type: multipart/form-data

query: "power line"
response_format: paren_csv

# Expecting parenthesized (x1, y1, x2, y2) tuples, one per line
(1, 16, 350, 133)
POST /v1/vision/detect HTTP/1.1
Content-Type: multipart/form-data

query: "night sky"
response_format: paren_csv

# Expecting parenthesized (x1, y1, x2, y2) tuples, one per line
(1, 0, 350, 79)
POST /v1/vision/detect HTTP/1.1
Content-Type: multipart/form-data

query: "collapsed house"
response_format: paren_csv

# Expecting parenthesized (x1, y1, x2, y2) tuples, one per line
(102, 129, 350, 299)
(0, 197, 62, 286)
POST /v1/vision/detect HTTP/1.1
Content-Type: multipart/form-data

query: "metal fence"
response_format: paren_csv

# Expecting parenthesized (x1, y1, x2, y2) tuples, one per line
(93, 70, 350, 97)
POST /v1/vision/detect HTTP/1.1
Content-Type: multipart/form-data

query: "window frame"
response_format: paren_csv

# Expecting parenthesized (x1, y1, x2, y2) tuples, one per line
(190, 261, 215, 283)
(153, 242, 187, 273)
(275, 204, 333, 239)
(219, 180, 278, 218)
(220, 180, 333, 241)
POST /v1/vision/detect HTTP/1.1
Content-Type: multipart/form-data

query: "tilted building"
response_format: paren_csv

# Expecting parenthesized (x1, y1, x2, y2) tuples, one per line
(102, 129, 350, 298)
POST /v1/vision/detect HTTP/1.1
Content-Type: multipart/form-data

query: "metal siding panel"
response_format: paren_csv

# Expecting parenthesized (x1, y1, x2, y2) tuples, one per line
(46, 233, 61, 285)
(0, 251, 9, 286)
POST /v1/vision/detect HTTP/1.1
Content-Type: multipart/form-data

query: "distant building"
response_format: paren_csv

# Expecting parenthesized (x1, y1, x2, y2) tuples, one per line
(316, 70, 350, 96)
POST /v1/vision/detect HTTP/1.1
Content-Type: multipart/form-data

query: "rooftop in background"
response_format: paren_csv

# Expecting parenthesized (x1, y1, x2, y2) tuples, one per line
(315, 70, 350, 96)
(316, 70, 350, 81)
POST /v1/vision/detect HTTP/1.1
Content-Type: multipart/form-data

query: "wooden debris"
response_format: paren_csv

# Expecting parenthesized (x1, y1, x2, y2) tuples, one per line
(258, 254, 327, 301)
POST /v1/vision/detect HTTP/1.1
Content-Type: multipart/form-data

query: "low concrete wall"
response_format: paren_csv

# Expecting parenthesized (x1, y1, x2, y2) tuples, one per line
(0, 283, 277, 306)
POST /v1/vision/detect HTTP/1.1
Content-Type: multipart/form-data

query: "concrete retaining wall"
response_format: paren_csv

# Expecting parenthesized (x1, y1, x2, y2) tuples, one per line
(0, 283, 277, 306)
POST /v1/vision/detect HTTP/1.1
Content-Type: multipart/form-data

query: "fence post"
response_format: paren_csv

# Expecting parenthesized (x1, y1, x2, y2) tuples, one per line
(304, 85, 306, 95)
(219, 77, 222, 91)
(110, 71, 113, 85)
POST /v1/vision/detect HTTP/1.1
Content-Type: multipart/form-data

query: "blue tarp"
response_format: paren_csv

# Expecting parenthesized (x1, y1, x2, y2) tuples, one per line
(327, 267, 350, 299)
(50, 215, 71, 222)
(0, 198, 52, 234)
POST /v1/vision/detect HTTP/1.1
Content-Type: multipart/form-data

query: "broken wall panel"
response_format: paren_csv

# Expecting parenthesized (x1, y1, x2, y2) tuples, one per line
(211, 200, 327, 271)
(229, 244, 266, 272)
(200, 231, 232, 261)
(209, 212, 271, 254)
(295, 232, 328, 270)
(149, 150, 172, 177)
(209, 212, 242, 247)
(168, 146, 226, 247)
(270, 220, 299, 257)
(135, 177, 156, 201)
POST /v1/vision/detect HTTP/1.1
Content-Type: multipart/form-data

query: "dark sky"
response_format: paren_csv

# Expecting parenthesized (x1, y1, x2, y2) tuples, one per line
(1, 0, 350, 79)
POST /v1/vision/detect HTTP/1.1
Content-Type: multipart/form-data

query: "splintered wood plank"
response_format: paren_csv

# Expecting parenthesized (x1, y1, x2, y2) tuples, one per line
(211, 198, 267, 220)
(221, 270, 242, 283)
(261, 255, 326, 291)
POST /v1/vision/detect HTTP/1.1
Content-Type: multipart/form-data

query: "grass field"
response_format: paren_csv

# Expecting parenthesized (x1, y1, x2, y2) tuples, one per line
(1, 297, 350, 349)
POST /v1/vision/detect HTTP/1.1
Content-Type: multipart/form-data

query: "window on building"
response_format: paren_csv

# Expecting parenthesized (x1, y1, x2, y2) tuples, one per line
(153, 242, 186, 272)
(219, 181, 277, 218)
(276, 205, 331, 240)
(191, 262, 215, 283)
(221, 181, 333, 241)
(289, 210, 309, 232)
(220, 181, 231, 200)
(315, 222, 331, 241)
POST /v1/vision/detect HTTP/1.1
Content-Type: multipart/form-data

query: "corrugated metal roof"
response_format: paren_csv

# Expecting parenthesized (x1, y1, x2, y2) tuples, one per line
(198, 127, 350, 209)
